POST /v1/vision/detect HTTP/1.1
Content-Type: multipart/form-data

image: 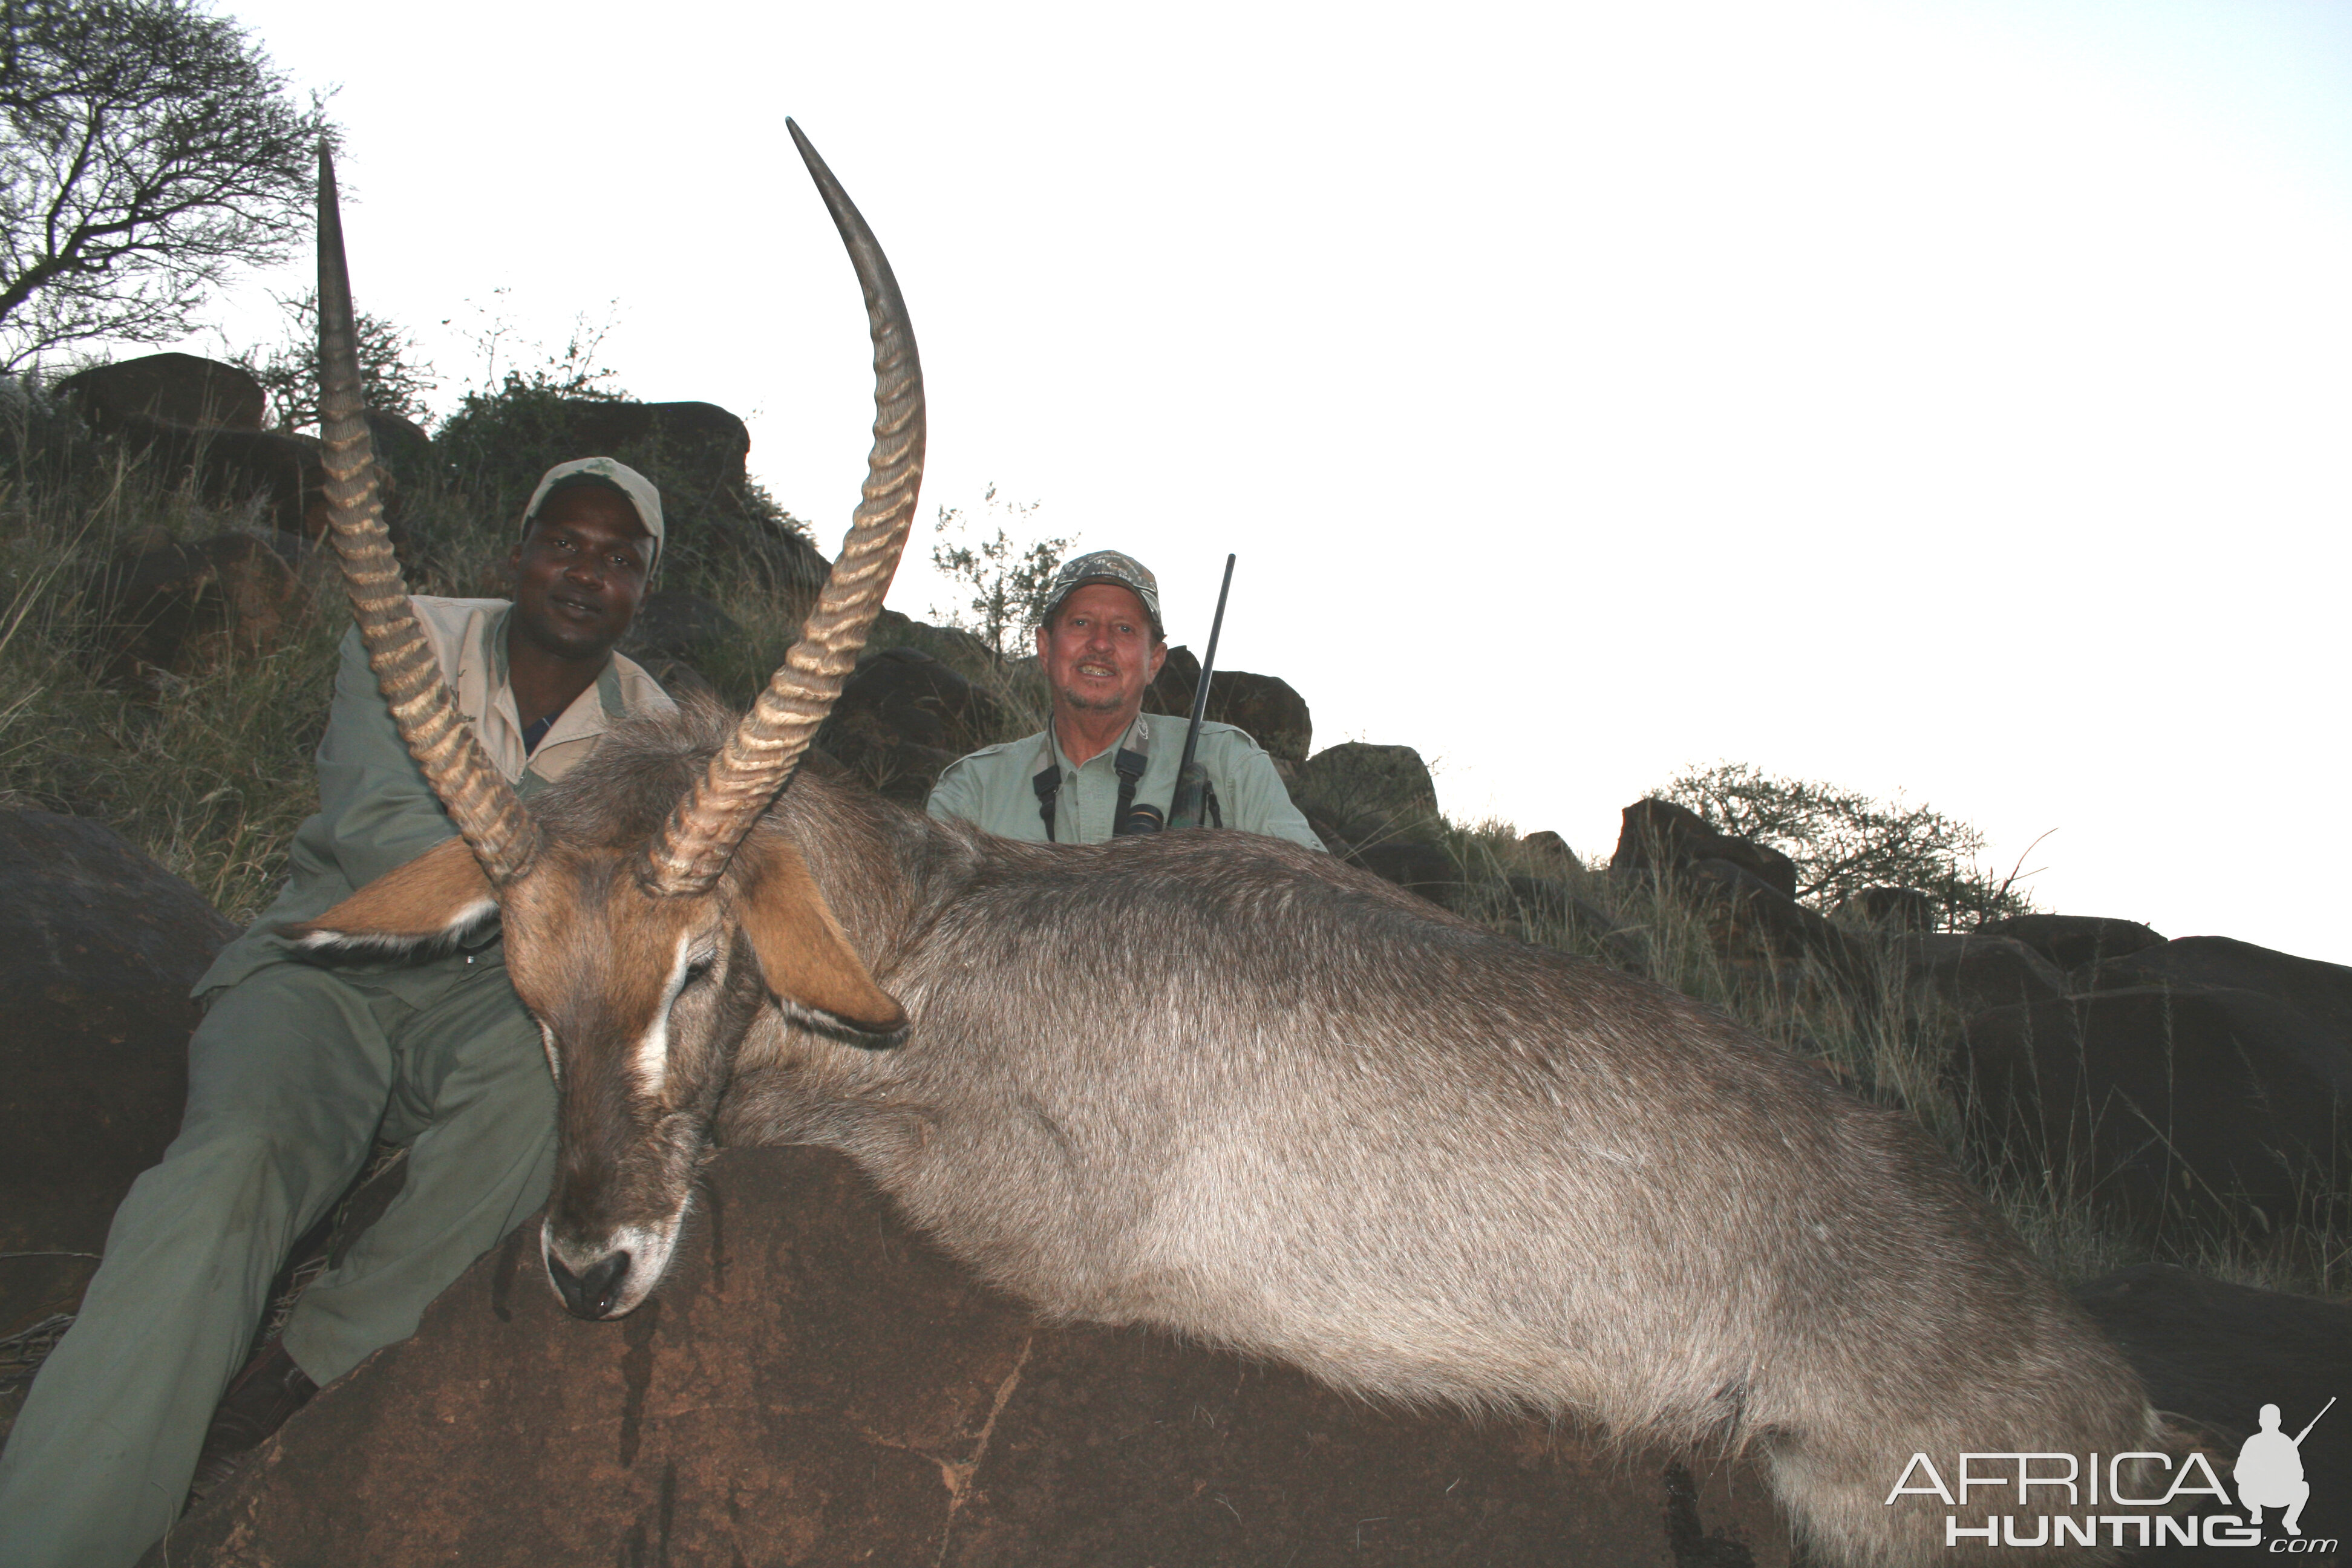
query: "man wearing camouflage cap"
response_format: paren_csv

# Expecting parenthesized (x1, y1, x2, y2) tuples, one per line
(927, 550, 1323, 849)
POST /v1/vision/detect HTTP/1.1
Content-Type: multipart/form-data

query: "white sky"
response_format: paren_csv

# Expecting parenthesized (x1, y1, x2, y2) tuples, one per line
(180, 0, 2352, 959)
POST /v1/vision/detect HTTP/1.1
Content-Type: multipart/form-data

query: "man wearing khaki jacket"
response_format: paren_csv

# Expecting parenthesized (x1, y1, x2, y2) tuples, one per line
(0, 459, 673, 1568)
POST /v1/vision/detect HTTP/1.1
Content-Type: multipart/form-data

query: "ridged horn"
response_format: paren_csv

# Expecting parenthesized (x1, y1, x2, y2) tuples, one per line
(316, 147, 540, 885)
(643, 120, 925, 897)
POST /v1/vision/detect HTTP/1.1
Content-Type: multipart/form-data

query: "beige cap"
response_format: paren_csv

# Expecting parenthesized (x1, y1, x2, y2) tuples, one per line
(521, 457, 665, 574)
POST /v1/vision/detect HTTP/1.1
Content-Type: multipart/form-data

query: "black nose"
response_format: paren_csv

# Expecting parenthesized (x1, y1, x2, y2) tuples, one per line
(547, 1249, 631, 1319)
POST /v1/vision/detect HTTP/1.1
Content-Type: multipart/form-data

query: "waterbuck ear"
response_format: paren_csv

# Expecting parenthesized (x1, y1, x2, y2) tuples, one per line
(286, 837, 500, 961)
(733, 839, 908, 1046)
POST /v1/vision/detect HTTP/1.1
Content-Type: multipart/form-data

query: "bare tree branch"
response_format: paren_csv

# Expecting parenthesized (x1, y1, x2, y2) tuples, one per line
(0, 0, 335, 368)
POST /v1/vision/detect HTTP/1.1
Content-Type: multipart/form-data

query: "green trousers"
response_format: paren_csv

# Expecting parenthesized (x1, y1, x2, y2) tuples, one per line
(0, 954, 555, 1568)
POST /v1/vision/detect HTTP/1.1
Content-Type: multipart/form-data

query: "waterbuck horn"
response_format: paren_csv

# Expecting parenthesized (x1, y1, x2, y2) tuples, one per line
(642, 120, 926, 897)
(315, 147, 540, 885)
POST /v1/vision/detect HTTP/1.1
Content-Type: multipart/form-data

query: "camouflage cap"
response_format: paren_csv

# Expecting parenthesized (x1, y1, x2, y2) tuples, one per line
(521, 457, 665, 575)
(1039, 549, 1163, 638)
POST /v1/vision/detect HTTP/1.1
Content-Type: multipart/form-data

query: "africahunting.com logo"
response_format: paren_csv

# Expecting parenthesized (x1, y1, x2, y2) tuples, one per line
(1885, 1398, 2336, 1552)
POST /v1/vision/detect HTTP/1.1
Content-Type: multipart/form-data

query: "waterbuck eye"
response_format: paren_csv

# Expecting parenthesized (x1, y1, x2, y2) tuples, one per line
(684, 950, 717, 980)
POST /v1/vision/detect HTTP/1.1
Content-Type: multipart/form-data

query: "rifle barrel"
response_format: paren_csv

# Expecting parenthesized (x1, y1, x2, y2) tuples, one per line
(1171, 554, 1235, 828)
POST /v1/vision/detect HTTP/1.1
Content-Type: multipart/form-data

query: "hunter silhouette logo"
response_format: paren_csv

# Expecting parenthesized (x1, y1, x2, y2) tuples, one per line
(1881, 1399, 2340, 1550)
(2236, 1398, 2331, 1539)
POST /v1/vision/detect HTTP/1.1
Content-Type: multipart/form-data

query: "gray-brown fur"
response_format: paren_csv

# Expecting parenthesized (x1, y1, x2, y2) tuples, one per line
(499, 702, 2168, 1567)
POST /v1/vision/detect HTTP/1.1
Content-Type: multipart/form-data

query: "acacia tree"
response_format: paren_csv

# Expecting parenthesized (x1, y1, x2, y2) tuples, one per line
(1661, 762, 2038, 929)
(0, 0, 334, 368)
(929, 485, 1070, 658)
(234, 289, 435, 430)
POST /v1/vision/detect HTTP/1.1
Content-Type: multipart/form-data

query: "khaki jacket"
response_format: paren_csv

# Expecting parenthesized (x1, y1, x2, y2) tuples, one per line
(195, 597, 671, 999)
(926, 712, 1324, 851)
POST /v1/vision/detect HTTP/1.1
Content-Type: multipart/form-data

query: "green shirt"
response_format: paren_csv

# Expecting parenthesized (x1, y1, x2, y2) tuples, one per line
(926, 713, 1324, 851)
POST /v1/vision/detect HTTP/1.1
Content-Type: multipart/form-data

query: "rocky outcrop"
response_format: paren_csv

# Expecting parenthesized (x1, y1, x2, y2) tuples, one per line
(1896, 932, 2067, 1017)
(1145, 648, 1312, 763)
(1960, 939, 2352, 1231)
(1607, 800, 1866, 987)
(83, 530, 308, 681)
(56, 353, 267, 432)
(1975, 913, 2166, 972)
(2075, 1264, 2350, 1541)
(818, 647, 1005, 806)
(0, 812, 230, 1342)
(1611, 798, 1799, 900)
(53, 354, 428, 539)
(1292, 742, 1443, 848)
(154, 1146, 1789, 1566)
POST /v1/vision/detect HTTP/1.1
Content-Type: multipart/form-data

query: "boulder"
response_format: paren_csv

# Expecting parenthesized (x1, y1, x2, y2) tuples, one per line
(1519, 829, 1579, 871)
(1610, 799, 1799, 902)
(107, 415, 330, 538)
(1145, 649, 1313, 762)
(56, 353, 266, 432)
(83, 530, 305, 681)
(871, 609, 996, 675)
(1961, 980, 2352, 1230)
(621, 589, 742, 670)
(1350, 840, 1465, 910)
(0, 812, 230, 1341)
(2074, 1264, 2350, 1541)
(362, 408, 436, 494)
(2083, 935, 2352, 1038)
(154, 1146, 1790, 1566)
(818, 647, 1005, 806)
(1974, 913, 2164, 973)
(1835, 886, 1936, 933)
(1684, 859, 1870, 988)
(1292, 742, 1442, 846)
(558, 399, 750, 497)
(1480, 875, 1636, 965)
(1896, 932, 2067, 1018)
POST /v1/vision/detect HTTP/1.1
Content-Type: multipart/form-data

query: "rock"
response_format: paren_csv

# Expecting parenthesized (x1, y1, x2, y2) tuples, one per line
(1610, 799, 1799, 901)
(1836, 886, 1936, 933)
(1896, 932, 2067, 1018)
(621, 589, 742, 669)
(83, 530, 305, 681)
(56, 353, 266, 431)
(559, 399, 750, 496)
(362, 408, 436, 493)
(1974, 913, 2165, 973)
(818, 647, 1005, 806)
(154, 1146, 1790, 1566)
(561, 400, 829, 594)
(2075, 1264, 2351, 1541)
(1520, 829, 1579, 870)
(1292, 743, 1442, 846)
(1146, 650, 1313, 762)
(871, 609, 997, 675)
(1480, 876, 1633, 964)
(1961, 981, 2352, 1230)
(1685, 859, 1870, 987)
(106, 415, 329, 538)
(1350, 840, 1465, 910)
(2084, 935, 2352, 1038)
(0, 812, 231, 1341)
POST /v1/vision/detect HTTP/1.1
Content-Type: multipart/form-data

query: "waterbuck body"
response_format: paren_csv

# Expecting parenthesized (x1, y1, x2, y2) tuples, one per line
(488, 707, 2158, 1566)
(295, 126, 2166, 1566)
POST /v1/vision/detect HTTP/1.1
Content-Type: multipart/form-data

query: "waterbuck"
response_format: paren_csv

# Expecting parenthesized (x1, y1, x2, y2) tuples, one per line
(293, 128, 2172, 1564)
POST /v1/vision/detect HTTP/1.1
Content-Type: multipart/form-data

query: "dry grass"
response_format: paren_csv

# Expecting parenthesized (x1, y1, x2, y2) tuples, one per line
(1440, 818, 2350, 1299)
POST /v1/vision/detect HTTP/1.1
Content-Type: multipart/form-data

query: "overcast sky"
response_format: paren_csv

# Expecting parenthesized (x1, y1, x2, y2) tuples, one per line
(184, 1, 2352, 959)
